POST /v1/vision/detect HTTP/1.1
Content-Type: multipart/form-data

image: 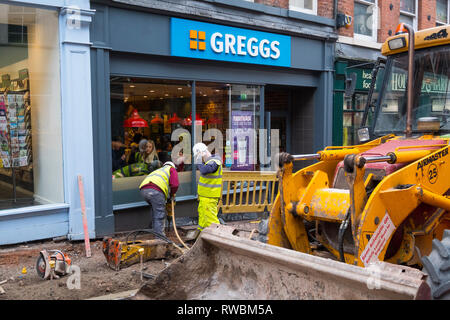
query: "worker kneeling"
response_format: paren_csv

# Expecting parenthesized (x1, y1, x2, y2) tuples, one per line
(139, 161, 179, 236)
(193, 143, 223, 232)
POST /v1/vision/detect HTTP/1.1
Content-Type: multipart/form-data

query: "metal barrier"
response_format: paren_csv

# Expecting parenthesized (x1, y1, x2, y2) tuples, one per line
(218, 171, 278, 215)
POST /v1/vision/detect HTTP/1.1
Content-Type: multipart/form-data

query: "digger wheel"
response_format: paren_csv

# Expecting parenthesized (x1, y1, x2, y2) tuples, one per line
(421, 230, 450, 300)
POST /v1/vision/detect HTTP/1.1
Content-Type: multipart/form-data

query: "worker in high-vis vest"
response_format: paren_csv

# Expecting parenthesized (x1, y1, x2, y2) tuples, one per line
(139, 161, 179, 236)
(193, 143, 223, 232)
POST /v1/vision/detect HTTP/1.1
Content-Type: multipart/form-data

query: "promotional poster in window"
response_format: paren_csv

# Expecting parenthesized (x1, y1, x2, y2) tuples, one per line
(231, 110, 255, 171)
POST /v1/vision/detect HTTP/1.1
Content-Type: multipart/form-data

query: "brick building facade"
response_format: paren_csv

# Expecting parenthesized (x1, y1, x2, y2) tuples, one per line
(331, 0, 449, 146)
(250, 0, 449, 145)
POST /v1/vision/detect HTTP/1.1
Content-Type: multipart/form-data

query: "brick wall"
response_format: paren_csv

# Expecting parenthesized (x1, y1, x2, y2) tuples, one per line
(336, 0, 354, 37)
(336, 0, 439, 43)
(254, 0, 289, 9)
(377, 0, 400, 43)
(318, 0, 335, 19)
(418, 1, 436, 30)
(255, 0, 439, 39)
(255, 0, 336, 17)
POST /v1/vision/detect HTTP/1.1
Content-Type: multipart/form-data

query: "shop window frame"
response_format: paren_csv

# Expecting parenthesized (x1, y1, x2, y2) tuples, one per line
(110, 77, 197, 211)
(342, 92, 369, 146)
(0, 4, 65, 212)
(289, 0, 318, 16)
(399, 0, 417, 31)
(436, 0, 450, 26)
(110, 76, 266, 211)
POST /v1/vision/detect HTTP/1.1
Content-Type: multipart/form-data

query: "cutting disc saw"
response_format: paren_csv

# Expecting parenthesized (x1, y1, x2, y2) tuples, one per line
(36, 250, 72, 280)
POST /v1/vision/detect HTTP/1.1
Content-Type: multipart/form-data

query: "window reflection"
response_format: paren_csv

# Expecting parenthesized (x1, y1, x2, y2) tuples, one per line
(110, 78, 193, 205)
(196, 82, 260, 171)
(343, 94, 368, 146)
(110, 79, 262, 207)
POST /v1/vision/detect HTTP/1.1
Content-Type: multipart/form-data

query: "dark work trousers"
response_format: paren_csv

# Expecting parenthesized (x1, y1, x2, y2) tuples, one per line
(140, 188, 167, 236)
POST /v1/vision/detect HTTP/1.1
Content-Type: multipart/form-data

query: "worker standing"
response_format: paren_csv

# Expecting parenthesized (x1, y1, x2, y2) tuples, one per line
(193, 143, 223, 232)
(139, 161, 179, 236)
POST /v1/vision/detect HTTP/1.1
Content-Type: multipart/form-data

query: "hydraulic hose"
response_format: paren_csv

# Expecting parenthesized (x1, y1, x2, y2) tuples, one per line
(338, 208, 351, 262)
(171, 199, 190, 250)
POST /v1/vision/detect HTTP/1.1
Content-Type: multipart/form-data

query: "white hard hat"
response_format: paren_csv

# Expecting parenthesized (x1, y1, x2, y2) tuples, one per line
(163, 161, 176, 168)
(192, 142, 208, 157)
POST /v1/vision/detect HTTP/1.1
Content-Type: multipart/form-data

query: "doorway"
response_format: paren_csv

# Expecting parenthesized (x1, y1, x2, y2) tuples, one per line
(265, 85, 315, 168)
(269, 111, 289, 153)
(265, 86, 291, 155)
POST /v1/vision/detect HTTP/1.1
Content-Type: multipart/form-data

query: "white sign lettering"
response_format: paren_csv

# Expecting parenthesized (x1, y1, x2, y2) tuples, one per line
(210, 32, 280, 60)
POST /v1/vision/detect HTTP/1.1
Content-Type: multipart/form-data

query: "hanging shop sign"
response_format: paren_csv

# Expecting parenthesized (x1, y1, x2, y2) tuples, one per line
(170, 18, 291, 67)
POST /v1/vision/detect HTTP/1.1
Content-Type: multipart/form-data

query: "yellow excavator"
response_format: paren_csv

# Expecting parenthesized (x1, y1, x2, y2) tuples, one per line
(135, 24, 450, 300)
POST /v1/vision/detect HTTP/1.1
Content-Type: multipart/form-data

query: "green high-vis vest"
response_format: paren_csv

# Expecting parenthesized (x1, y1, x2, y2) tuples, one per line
(139, 165, 172, 199)
(197, 158, 223, 198)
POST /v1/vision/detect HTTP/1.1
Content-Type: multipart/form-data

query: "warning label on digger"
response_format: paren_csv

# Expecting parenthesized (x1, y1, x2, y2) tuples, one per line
(360, 213, 396, 267)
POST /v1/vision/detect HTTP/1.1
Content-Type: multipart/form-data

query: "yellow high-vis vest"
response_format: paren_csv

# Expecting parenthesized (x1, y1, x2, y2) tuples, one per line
(139, 165, 172, 199)
(197, 158, 223, 198)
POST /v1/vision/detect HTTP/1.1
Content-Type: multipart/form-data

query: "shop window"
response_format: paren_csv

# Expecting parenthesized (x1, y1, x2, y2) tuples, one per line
(289, 0, 318, 15)
(0, 4, 63, 210)
(110, 79, 262, 208)
(436, 0, 449, 26)
(343, 94, 367, 146)
(110, 78, 193, 206)
(354, 0, 378, 42)
(196, 83, 260, 172)
(399, 0, 417, 30)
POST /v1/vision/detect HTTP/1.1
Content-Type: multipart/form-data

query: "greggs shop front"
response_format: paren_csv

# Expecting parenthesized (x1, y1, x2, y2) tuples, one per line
(90, 0, 337, 234)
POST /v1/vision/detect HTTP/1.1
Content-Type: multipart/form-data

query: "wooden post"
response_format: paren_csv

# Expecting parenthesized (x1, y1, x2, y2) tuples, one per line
(78, 175, 92, 257)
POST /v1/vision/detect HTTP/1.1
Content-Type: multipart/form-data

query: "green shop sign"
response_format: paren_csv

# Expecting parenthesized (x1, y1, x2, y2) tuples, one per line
(354, 69, 374, 90)
(391, 72, 448, 94)
(350, 69, 448, 94)
(345, 68, 376, 91)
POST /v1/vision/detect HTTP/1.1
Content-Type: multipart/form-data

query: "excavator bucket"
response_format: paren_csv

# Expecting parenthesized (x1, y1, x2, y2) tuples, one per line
(134, 224, 431, 300)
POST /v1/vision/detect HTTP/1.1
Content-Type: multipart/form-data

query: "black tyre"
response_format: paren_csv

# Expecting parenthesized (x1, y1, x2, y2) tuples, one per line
(421, 230, 450, 300)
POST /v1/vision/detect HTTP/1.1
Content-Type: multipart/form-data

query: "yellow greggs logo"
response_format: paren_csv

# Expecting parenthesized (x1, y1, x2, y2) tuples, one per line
(190, 30, 206, 51)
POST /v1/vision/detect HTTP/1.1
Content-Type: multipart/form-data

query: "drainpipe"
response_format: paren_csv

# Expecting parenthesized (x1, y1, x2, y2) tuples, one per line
(334, 0, 338, 30)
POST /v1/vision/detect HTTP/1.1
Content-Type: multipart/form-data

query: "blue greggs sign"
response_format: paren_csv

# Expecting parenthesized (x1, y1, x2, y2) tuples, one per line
(170, 18, 291, 67)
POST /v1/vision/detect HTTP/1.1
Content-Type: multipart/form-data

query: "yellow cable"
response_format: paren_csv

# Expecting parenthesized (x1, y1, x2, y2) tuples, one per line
(171, 199, 191, 250)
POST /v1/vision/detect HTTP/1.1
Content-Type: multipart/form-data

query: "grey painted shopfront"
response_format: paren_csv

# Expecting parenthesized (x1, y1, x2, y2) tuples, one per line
(89, 0, 337, 234)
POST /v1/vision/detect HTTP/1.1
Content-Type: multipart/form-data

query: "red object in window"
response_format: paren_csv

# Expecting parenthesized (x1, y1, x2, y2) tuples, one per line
(151, 113, 163, 124)
(169, 113, 182, 124)
(182, 114, 204, 126)
(123, 109, 149, 128)
(207, 116, 222, 125)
